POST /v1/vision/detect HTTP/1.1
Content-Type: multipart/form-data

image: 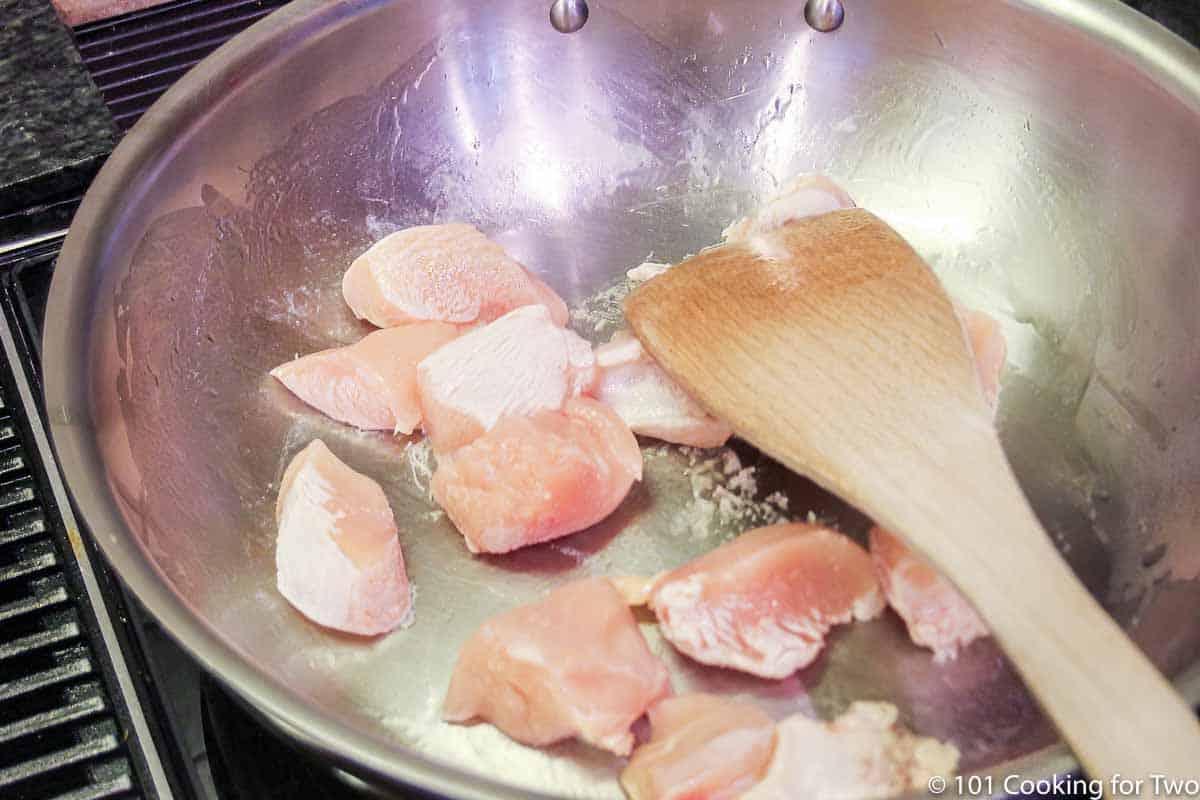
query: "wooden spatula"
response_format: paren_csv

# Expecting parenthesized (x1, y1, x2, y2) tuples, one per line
(625, 208, 1200, 795)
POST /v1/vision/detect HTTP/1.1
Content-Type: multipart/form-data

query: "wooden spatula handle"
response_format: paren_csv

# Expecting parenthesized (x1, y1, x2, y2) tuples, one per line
(872, 429, 1200, 797)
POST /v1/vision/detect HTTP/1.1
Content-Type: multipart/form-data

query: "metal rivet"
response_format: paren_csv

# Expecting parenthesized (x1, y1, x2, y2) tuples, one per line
(804, 0, 845, 32)
(550, 0, 589, 34)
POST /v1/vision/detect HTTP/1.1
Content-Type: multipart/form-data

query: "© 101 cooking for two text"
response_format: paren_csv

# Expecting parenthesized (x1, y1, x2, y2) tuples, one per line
(929, 773, 1200, 798)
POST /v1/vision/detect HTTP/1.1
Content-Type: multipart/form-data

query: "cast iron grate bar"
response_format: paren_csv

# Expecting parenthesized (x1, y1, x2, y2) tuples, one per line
(0, 240, 174, 799)
(74, 0, 274, 42)
(0, 687, 107, 743)
(80, 7, 275, 63)
(0, 480, 38, 511)
(0, 447, 27, 476)
(0, 510, 48, 547)
(51, 768, 137, 800)
(0, 616, 82, 661)
(73, 0, 291, 130)
(0, 543, 58, 583)
(0, 719, 123, 787)
(0, 649, 93, 703)
(0, 579, 70, 624)
(88, 51, 207, 88)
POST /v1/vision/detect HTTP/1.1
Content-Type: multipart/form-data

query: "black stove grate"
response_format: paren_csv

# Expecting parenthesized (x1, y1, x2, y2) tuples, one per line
(0, 373, 129, 798)
(0, 239, 181, 800)
(73, 0, 291, 130)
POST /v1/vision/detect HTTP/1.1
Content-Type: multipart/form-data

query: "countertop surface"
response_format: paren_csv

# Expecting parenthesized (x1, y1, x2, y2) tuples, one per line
(0, 0, 1195, 233)
(0, 0, 117, 218)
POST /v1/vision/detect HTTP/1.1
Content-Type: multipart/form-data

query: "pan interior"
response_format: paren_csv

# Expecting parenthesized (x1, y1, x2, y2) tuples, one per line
(73, 0, 1200, 795)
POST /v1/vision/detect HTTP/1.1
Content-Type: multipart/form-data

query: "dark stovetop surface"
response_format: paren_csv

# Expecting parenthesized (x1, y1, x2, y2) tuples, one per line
(1126, 0, 1200, 42)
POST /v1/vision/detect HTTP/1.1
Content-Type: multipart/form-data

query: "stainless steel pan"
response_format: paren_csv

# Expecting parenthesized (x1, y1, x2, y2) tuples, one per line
(43, 0, 1200, 797)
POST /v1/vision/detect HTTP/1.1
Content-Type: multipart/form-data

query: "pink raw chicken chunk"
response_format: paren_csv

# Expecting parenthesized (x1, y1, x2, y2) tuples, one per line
(416, 304, 596, 452)
(869, 307, 1005, 659)
(961, 307, 1007, 410)
(275, 440, 411, 635)
(432, 397, 642, 554)
(342, 223, 568, 328)
(722, 173, 855, 243)
(621, 693, 776, 800)
(646, 523, 884, 679)
(443, 577, 671, 755)
(271, 322, 460, 434)
(742, 702, 959, 800)
(594, 330, 733, 448)
(869, 528, 989, 661)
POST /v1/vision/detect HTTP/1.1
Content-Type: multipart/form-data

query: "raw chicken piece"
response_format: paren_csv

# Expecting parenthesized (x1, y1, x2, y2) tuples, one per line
(621, 693, 776, 800)
(342, 224, 568, 328)
(593, 330, 733, 448)
(869, 527, 989, 661)
(722, 174, 855, 243)
(443, 577, 671, 755)
(742, 702, 959, 800)
(416, 304, 596, 452)
(432, 397, 642, 554)
(869, 307, 1004, 659)
(275, 440, 411, 635)
(960, 307, 1007, 410)
(647, 523, 884, 679)
(271, 322, 460, 434)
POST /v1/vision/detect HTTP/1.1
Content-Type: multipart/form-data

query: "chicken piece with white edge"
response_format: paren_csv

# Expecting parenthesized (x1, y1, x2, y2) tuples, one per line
(432, 397, 642, 554)
(275, 440, 411, 635)
(342, 223, 568, 328)
(621, 693, 776, 800)
(742, 702, 959, 800)
(594, 329, 733, 448)
(443, 577, 671, 756)
(416, 304, 596, 452)
(642, 522, 884, 679)
(271, 322, 460, 434)
(723, 173, 856, 243)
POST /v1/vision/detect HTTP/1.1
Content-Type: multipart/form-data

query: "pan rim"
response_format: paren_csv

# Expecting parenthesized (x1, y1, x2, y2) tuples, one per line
(41, 0, 1200, 796)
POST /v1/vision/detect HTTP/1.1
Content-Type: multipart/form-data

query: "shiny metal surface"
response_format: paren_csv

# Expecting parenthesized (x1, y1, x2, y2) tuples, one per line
(804, 0, 846, 33)
(43, 0, 1200, 797)
(549, 0, 588, 34)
